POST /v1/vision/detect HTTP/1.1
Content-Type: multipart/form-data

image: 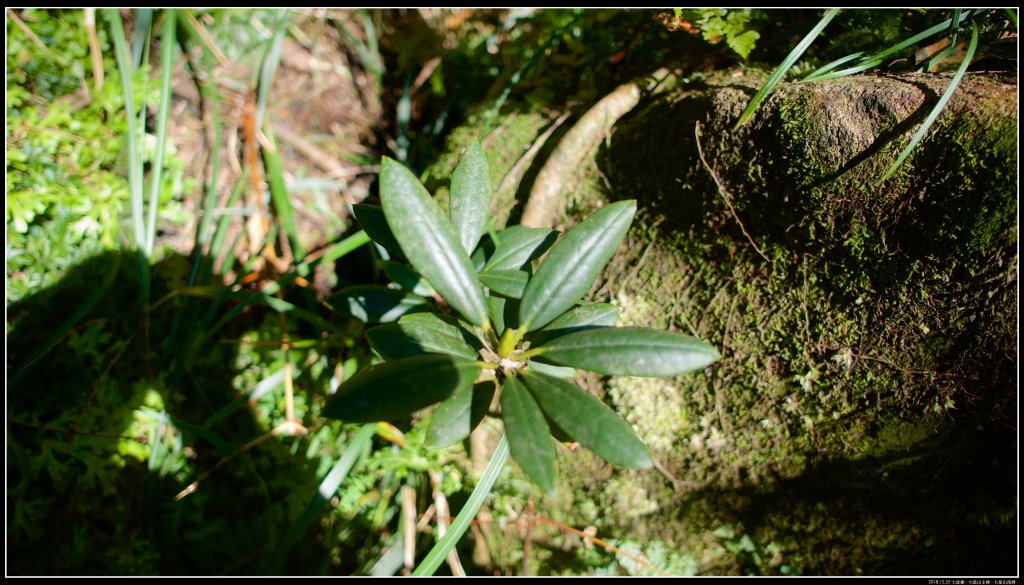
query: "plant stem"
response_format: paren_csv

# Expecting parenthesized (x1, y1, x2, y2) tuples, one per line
(497, 327, 524, 358)
(412, 433, 509, 576)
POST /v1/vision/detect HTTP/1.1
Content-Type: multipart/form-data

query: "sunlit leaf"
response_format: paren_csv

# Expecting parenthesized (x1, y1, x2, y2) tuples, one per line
(524, 360, 576, 379)
(734, 8, 839, 128)
(521, 371, 652, 468)
(449, 141, 491, 255)
(534, 326, 720, 376)
(482, 227, 558, 272)
(487, 296, 507, 335)
(379, 157, 489, 327)
(323, 355, 482, 422)
(471, 225, 529, 271)
(519, 200, 635, 331)
(501, 375, 556, 494)
(526, 302, 619, 346)
(366, 313, 480, 361)
(327, 285, 427, 323)
(880, 22, 979, 183)
(478, 269, 529, 299)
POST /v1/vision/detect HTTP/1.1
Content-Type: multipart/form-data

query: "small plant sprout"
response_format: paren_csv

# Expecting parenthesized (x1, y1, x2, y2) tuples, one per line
(324, 141, 721, 495)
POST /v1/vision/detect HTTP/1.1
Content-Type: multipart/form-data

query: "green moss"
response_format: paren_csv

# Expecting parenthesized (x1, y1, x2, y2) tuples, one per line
(423, 109, 552, 230)
(428, 69, 1015, 575)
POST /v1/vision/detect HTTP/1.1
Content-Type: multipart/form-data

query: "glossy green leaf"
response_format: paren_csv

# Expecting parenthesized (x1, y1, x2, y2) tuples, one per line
(449, 141, 491, 255)
(535, 326, 720, 376)
(479, 269, 529, 299)
(482, 227, 559, 272)
(521, 371, 651, 468)
(471, 237, 495, 271)
(366, 313, 480, 361)
(519, 200, 635, 331)
(487, 296, 507, 335)
(379, 157, 489, 327)
(383, 261, 435, 297)
(501, 375, 556, 495)
(323, 355, 482, 422)
(524, 360, 576, 379)
(472, 225, 529, 270)
(352, 204, 405, 260)
(526, 302, 619, 347)
(426, 381, 496, 448)
(327, 285, 427, 323)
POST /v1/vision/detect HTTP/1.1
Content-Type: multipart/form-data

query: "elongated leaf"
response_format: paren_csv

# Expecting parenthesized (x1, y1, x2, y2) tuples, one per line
(383, 261, 436, 297)
(801, 59, 882, 83)
(521, 371, 651, 468)
(483, 228, 559, 272)
(379, 157, 489, 327)
(473, 225, 530, 270)
(353, 204, 405, 260)
(327, 285, 427, 323)
(526, 302, 619, 346)
(487, 296, 507, 335)
(501, 376, 556, 494)
(880, 22, 979, 183)
(735, 8, 839, 128)
(524, 360, 576, 379)
(323, 355, 482, 422)
(400, 312, 483, 343)
(449, 141, 491, 254)
(534, 326, 720, 377)
(519, 200, 635, 331)
(479, 269, 529, 299)
(262, 423, 376, 572)
(413, 434, 509, 576)
(800, 51, 865, 81)
(263, 125, 304, 263)
(427, 381, 495, 448)
(471, 237, 496, 271)
(366, 316, 479, 361)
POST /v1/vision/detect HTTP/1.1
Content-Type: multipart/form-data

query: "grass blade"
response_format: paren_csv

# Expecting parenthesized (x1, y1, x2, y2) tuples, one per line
(261, 424, 377, 573)
(413, 433, 509, 576)
(802, 59, 883, 83)
(144, 10, 177, 256)
(262, 123, 304, 265)
(104, 9, 149, 305)
(801, 51, 865, 82)
(880, 22, 978, 183)
(255, 9, 290, 129)
(130, 8, 153, 68)
(734, 8, 839, 129)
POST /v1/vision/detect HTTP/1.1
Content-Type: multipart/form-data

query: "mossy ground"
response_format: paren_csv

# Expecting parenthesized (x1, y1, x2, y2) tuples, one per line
(432, 71, 1017, 575)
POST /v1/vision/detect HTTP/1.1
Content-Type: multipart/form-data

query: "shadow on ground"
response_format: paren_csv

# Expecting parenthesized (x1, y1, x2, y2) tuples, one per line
(6, 250, 374, 575)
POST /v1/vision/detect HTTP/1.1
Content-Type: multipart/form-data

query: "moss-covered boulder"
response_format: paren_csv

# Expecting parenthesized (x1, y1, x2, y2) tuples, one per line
(429, 70, 1017, 576)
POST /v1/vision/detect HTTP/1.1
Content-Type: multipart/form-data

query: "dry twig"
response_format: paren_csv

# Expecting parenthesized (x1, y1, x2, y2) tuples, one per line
(694, 121, 771, 264)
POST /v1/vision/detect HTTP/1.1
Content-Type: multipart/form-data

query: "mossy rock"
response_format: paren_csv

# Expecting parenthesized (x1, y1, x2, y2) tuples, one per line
(432, 71, 1017, 575)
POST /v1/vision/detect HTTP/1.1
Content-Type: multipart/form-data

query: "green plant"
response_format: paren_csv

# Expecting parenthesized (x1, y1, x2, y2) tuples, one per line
(735, 8, 1012, 181)
(672, 9, 763, 59)
(321, 141, 720, 573)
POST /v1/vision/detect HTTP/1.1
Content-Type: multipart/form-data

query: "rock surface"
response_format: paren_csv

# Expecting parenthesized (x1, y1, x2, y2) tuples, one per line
(429, 70, 1017, 575)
